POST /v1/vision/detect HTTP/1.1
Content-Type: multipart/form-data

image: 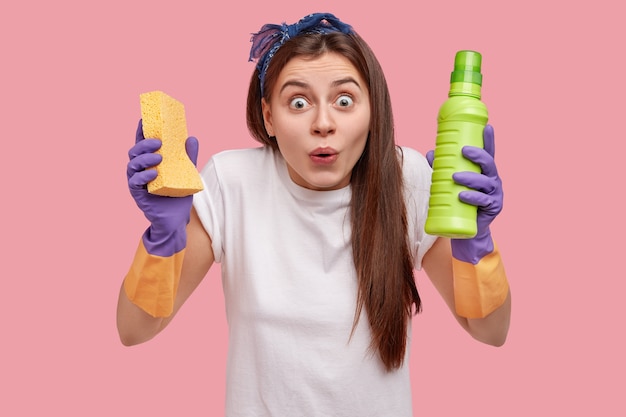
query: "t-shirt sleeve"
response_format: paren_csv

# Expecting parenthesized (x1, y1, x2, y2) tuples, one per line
(399, 146, 439, 270)
(192, 157, 225, 263)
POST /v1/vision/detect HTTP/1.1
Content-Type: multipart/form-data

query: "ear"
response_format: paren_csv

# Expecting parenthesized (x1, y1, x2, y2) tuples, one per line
(261, 98, 274, 137)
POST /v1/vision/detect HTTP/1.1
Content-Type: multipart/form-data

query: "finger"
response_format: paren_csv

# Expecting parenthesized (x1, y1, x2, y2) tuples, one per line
(461, 146, 499, 178)
(128, 169, 158, 190)
(128, 138, 161, 160)
(483, 124, 495, 158)
(452, 171, 498, 194)
(136, 119, 144, 144)
(426, 150, 434, 168)
(458, 190, 502, 213)
(127, 153, 162, 178)
(185, 136, 200, 166)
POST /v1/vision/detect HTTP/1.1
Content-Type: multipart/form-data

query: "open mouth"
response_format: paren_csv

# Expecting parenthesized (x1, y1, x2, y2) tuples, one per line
(310, 148, 338, 165)
(310, 147, 337, 157)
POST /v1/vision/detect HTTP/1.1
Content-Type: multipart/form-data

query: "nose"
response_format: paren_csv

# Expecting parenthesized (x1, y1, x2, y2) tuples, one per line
(311, 105, 336, 137)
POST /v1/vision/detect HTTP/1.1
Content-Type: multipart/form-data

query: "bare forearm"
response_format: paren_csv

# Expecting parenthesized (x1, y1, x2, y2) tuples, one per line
(116, 285, 169, 346)
(116, 210, 214, 346)
(464, 290, 511, 346)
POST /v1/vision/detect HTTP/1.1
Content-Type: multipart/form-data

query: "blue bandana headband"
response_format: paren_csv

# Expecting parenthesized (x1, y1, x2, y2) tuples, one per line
(248, 13, 354, 95)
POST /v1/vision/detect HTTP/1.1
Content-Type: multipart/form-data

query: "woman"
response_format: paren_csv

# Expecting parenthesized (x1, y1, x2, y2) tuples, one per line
(118, 13, 511, 416)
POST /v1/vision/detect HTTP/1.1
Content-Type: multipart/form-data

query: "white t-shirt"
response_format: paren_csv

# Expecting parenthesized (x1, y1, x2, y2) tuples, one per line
(193, 146, 437, 417)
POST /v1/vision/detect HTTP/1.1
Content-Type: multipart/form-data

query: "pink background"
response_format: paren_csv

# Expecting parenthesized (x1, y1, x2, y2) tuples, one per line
(2, 0, 624, 415)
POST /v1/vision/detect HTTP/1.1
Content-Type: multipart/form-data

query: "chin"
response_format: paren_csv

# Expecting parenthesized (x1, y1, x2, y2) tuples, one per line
(288, 163, 350, 191)
(305, 177, 348, 191)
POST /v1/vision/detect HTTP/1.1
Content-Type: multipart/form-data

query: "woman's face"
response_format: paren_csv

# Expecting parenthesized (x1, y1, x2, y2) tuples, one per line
(262, 52, 370, 191)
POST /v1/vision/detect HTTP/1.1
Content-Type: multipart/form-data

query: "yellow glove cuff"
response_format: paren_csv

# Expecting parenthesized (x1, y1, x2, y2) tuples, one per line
(452, 244, 509, 319)
(123, 239, 185, 317)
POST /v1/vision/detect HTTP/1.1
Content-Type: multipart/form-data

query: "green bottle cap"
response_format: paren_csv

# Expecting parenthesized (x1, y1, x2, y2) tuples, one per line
(450, 50, 483, 86)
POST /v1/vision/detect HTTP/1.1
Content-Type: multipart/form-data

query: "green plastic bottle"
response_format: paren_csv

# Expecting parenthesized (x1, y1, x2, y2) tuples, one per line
(424, 50, 488, 238)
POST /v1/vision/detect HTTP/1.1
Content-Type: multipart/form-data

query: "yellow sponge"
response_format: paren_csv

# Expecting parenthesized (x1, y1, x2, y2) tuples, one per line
(139, 91, 204, 197)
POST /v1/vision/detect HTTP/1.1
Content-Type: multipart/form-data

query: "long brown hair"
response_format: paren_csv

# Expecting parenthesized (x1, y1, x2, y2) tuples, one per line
(246, 32, 421, 371)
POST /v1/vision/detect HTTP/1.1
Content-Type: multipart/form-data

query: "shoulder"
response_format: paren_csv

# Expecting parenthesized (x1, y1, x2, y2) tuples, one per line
(209, 146, 271, 168)
(200, 146, 275, 181)
(397, 146, 432, 191)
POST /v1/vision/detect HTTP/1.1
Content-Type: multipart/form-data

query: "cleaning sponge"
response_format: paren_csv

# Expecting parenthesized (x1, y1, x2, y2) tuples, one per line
(139, 90, 204, 197)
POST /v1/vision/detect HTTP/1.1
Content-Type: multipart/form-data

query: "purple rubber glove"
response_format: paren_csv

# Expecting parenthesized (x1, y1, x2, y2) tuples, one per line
(127, 120, 199, 256)
(426, 124, 503, 264)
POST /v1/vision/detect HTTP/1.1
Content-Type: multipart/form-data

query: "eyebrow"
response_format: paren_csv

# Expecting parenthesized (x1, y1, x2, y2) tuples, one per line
(278, 77, 363, 94)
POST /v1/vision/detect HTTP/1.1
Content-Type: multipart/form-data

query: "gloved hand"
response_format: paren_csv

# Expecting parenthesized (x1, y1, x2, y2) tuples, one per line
(127, 119, 199, 257)
(426, 124, 503, 264)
